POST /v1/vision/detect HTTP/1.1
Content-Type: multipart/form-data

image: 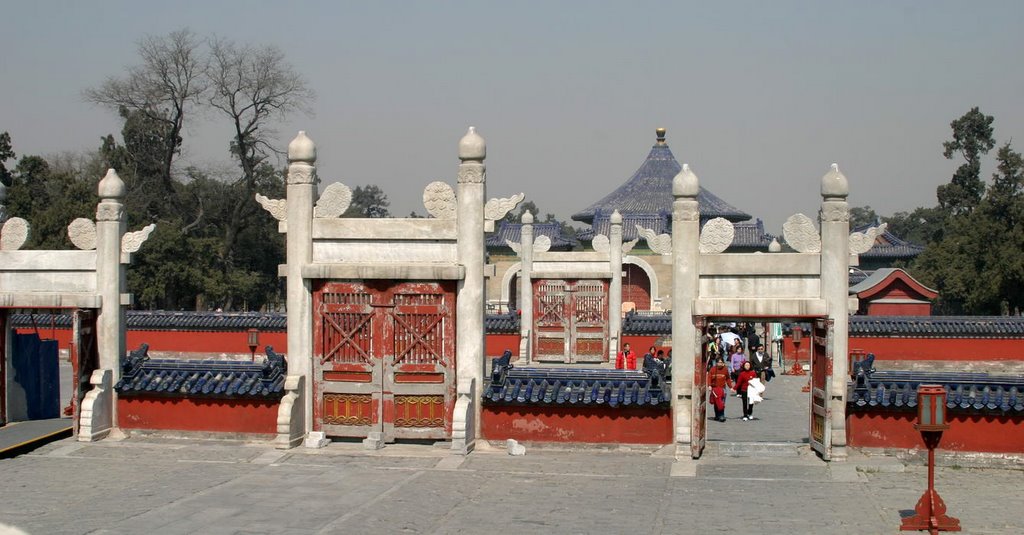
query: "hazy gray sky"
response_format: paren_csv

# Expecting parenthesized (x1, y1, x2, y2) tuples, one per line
(3, 1, 1023, 232)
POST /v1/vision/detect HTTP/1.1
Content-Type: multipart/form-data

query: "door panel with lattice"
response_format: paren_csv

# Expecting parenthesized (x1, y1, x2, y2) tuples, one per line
(569, 280, 608, 363)
(533, 280, 569, 362)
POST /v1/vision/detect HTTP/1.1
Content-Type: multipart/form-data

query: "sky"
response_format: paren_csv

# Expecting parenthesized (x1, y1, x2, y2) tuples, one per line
(2, 1, 1023, 233)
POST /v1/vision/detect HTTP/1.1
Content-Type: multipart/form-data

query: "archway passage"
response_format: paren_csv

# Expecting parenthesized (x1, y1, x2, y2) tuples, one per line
(621, 263, 651, 312)
(693, 316, 833, 460)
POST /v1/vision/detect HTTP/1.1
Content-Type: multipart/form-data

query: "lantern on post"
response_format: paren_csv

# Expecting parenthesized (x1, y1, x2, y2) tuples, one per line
(247, 329, 260, 362)
(900, 384, 960, 534)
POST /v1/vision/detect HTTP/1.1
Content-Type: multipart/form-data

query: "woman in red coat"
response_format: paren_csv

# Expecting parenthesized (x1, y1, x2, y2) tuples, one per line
(735, 361, 758, 421)
(707, 357, 733, 421)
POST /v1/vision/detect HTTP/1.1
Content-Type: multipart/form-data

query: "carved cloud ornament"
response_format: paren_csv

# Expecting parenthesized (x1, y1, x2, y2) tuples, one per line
(591, 234, 610, 253)
(122, 223, 156, 253)
(636, 225, 672, 255)
(255, 194, 286, 222)
(849, 222, 887, 255)
(505, 235, 551, 256)
(423, 181, 457, 219)
(314, 182, 353, 218)
(699, 217, 735, 254)
(783, 213, 821, 253)
(0, 217, 29, 250)
(621, 238, 638, 254)
(68, 218, 97, 250)
(484, 192, 525, 222)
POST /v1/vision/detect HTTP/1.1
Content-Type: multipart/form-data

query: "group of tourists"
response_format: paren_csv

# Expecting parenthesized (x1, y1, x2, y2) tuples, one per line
(706, 323, 774, 422)
(615, 343, 671, 375)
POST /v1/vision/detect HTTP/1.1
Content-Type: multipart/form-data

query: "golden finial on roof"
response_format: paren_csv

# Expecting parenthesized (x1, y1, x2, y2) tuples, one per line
(656, 127, 667, 144)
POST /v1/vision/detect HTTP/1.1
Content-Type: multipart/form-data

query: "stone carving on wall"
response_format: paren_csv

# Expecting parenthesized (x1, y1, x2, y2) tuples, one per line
(256, 194, 286, 221)
(621, 238, 638, 254)
(783, 213, 821, 253)
(95, 204, 124, 222)
(0, 217, 29, 250)
(699, 217, 735, 254)
(484, 192, 525, 222)
(314, 182, 353, 218)
(636, 225, 672, 255)
(423, 181, 457, 219)
(849, 222, 887, 255)
(505, 235, 551, 256)
(677, 204, 700, 222)
(122, 223, 157, 254)
(68, 218, 98, 250)
(591, 234, 610, 253)
(287, 165, 316, 185)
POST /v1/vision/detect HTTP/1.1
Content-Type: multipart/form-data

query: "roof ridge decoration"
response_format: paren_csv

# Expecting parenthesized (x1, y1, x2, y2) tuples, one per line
(699, 217, 735, 254)
(1, 217, 29, 250)
(506, 234, 550, 255)
(314, 182, 353, 218)
(423, 181, 457, 219)
(849, 222, 887, 255)
(636, 225, 672, 255)
(484, 192, 525, 223)
(122, 223, 156, 254)
(783, 213, 821, 253)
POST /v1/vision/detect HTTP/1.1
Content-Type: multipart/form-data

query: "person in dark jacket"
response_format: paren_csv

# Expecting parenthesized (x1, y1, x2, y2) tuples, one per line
(749, 344, 773, 382)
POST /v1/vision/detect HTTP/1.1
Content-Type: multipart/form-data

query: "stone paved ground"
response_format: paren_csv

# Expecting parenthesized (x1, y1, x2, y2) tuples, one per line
(0, 436, 1020, 535)
(1, 376, 1019, 534)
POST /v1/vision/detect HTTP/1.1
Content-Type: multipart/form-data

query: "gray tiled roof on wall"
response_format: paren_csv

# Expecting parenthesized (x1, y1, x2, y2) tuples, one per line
(849, 316, 1024, 338)
(10, 311, 287, 331)
(848, 370, 1024, 415)
(485, 221, 578, 250)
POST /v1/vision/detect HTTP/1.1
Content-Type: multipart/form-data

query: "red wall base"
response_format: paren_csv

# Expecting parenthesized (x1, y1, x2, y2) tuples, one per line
(118, 397, 278, 435)
(481, 405, 672, 444)
(847, 411, 1024, 454)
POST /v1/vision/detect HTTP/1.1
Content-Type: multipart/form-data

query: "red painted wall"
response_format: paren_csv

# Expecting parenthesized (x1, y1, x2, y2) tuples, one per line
(481, 405, 672, 444)
(118, 397, 278, 435)
(866, 302, 931, 316)
(847, 410, 1024, 454)
(486, 334, 520, 359)
(848, 337, 1023, 361)
(15, 328, 287, 356)
(621, 335, 664, 356)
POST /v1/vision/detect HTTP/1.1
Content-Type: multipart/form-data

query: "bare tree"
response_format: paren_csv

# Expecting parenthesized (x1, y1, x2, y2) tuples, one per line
(207, 38, 313, 284)
(84, 29, 207, 192)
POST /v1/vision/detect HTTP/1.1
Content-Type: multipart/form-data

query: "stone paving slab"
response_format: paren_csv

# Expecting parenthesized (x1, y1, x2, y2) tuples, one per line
(0, 435, 1021, 534)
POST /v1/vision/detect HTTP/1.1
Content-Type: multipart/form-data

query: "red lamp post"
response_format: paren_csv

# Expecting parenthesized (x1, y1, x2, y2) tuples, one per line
(247, 328, 260, 362)
(900, 384, 960, 534)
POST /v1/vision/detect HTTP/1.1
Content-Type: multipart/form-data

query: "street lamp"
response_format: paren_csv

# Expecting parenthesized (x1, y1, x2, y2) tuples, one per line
(900, 384, 960, 534)
(247, 328, 260, 362)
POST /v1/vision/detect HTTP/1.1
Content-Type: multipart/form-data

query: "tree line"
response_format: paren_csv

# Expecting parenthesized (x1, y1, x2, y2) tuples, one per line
(0, 30, 391, 312)
(853, 107, 1023, 315)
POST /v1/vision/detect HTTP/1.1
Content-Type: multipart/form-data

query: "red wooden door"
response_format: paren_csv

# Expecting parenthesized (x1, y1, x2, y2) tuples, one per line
(532, 279, 608, 364)
(314, 281, 456, 441)
(809, 318, 833, 460)
(70, 309, 98, 436)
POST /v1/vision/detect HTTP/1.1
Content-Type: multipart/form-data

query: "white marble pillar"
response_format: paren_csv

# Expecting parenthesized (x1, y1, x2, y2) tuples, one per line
(670, 165, 701, 453)
(456, 127, 486, 437)
(608, 210, 624, 361)
(819, 163, 850, 461)
(285, 132, 317, 438)
(95, 169, 127, 432)
(519, 211, 534, 364)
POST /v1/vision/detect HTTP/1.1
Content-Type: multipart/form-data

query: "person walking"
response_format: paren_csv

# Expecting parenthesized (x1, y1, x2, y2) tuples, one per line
(750, 344, 773, 383)
(735, 361, 758, 421)
(728, 342, 746, 385)
(707, 357, 733, 422)
(616, 343, 637, 370)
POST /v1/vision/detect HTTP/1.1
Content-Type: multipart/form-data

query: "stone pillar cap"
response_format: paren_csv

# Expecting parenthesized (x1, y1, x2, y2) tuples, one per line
(459, 126, 486, 161)
(821, 163, 849, 198)
(673, 163, 699, 197)
(610, 209, 622, 225)
(98, 169, 125, 199)
(288, 131, 317, 163)
(522, 210, 533, 224)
